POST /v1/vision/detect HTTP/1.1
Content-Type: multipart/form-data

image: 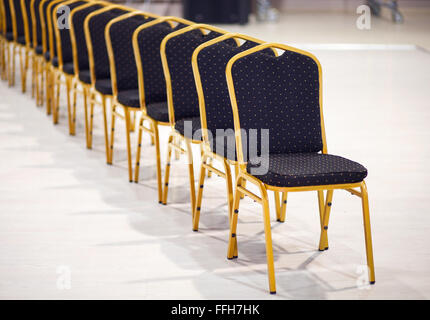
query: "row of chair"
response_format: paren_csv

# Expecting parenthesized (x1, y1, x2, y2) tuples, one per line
(0, 0, 375, 294)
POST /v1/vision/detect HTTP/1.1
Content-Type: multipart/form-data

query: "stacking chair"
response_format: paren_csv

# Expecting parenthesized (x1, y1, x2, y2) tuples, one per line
(0, 0, 7, 80)
(69, 1, 106, 149)
(160, 24, 236, 217)
(132, 16, 194, 202)
(30, 0, 47, 106)
(105, 11, 160, 182)
(1, 0, 15, 85)
(224, 43, 375, 294)
(50, 0, 88, 130)
(191, 33, 287, 251)
(84, 5, 134, 163)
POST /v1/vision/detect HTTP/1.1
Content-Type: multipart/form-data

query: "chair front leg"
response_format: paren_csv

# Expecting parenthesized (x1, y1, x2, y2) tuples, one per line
(153, 121, 163, 203)
(227, 175, 243, 260)
(192, 155, 208, 231)
(124, 107, 133, 182)
(360, 181, 375, 284)
(185, 138, 196, 219)
(133, 115, 145, 183)
(108, 102, 116, 164)
(162, 133, 174, 205)
(318, 190, 334, 251)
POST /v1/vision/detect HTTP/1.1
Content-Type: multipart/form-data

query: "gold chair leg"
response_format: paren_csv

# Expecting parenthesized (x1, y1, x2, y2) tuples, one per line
(134, 115, 145, 183)
(318, 190, 334, 251)
(89, 98, 95, 146)
(274, 191, 281, 221)
(185, 139, 196, 218)
(192, 155, 208, 231)
(46, 65, 51, 115)
(162, 133, 174, 205)
(360, 181, 376, 284)
(10, 44, 16, 86)
(124, 107, 133, 182)
(71, 80, 78, 135)
(53, 73, 61, 124)
(66, 77, 73, 134)
(279, 192, 288, 222)
(153, 122, 163, 203)
(83, 87, 90, 148)
(102, 96, 110, 163)
(227, 175, 243, 260)
(108, 103, 116, 165)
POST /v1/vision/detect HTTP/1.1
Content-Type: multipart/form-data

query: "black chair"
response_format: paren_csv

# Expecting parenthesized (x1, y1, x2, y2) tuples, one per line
(50, 0, 88, 131)
(132, 16, 194, 202)
(1, 0, 15, 86)
(105, 11, 159, 183)
(160, 24, 235, 218)
(191, 33, 285, 259)
(69, 1, 106, 150)
(224, 43, 375, 294)
(84, 4, 133, 163)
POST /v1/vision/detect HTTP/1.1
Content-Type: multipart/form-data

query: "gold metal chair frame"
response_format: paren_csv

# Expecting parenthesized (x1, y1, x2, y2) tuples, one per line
(0, 0, 7, 81)
(83, 4, 134, 163)
(191, 32, 289, 260)
(30, 0, 46, 106)
(131, 16, 194, 202)
(105, 10, 161, 183)
(224, 42, 375, 294)
(160, 23, 234, 218)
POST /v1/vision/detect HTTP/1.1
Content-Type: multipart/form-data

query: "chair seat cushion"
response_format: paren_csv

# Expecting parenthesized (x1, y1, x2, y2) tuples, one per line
(6, 32, 13, 41)
(79, 70, 91, 84)
(44, 52, 50, 61)
(17, 36, 26, 45)
(146, 102, 169, 123)
(35, 45, 43, 55)
(52, 57, 59, 67)
(63, 62, 74, 75)
(247, 153, 368, 187)
(117, 89, 140, 108)
(95, 79, 112, 95)
(174, 117, 202, 140)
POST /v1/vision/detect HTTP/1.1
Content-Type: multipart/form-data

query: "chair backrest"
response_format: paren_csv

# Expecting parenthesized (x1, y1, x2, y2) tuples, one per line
(70, 1, 103, 73)
(227, 43, 325, 157)
(53, 0, 86, 67)
(10, 0, 25, 40)
(40, 0, 52, 53)
(133, 18, 193, 107)
(1, 0, 12, 34)
(31, 0, 43, 47)
(162, 24, 234, 123)
(106, 12, 156, 95)
(21, 0, 33, 46)
(47, 0, 67, 59)
(194, 34, 275, 160)
(86, 6, 131, 83)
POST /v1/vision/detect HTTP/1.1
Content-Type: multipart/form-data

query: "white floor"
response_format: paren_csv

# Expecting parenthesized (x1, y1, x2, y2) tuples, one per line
(1, 12, 430, 300)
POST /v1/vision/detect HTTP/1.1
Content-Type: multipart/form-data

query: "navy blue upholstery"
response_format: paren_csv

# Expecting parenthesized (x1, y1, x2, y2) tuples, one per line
(32, 0, 43, 48)
(11, 0, 25, 40)
(108, 14, 153, 97)
(54, 1, 86, 67)
(164, 30, 235, 122)
(2, 0, 13, 35)
(198, 39, 275, 160)
(21, 0, 33, 46)
(146, 102, 169, 123)
(117, 89, 140, 108)
(174, 116, 201, 140)
(71, 3, 103, 77)
(135, 22, 188, 108)
(231, 50, 323, 155)
(87, 8, 129, 89)
(247, 153, 368, 187)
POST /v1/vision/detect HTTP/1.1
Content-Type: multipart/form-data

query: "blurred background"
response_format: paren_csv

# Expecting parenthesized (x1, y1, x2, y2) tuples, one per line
(107, 0, 430, 50)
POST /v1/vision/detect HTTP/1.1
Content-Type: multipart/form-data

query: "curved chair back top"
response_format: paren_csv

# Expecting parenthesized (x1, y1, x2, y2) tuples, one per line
(70, 1, 103, 74)
(133, 17, 193, 108)
(226, 43, 326, 163)
(21, 0, 33, 46)
(193, 33, 276, 160)
(1, 0, 13, 35)
(86, 6, 132, 83)
(10, 0, 25, 40)
(53, 0, 87, 68)
(31, 0, 44, 47)
(106, 12, 157, 95)
(161, 24, 234, 124)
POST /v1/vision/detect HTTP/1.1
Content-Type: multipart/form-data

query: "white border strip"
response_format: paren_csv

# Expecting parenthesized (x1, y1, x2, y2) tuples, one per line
(289, 43, 418, 51)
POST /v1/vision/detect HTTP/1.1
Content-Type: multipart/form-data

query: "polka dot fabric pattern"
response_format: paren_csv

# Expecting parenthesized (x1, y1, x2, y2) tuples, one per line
(231, 50, 323, 155)
(247, 153, 368, 187)
(56, 1, 86, 65)
(88, 8, 129, 81)
(136, 22, 186, 105)
(109, 15, 153, 92)
(71, 4, 102, 72)
(198, 40, 275, 160)
(165, 30, 235, 121)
